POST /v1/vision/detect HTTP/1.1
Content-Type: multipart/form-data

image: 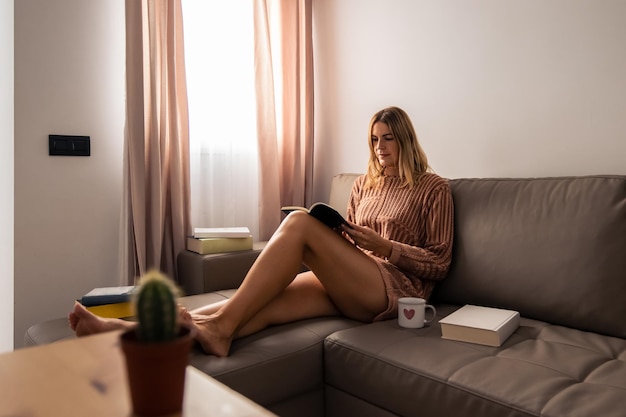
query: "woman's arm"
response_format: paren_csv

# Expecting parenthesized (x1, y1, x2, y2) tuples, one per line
(345, 182, 454, 282)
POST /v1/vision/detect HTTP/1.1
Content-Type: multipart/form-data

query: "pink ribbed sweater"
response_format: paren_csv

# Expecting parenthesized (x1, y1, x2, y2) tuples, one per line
(346, 173, 454, 321)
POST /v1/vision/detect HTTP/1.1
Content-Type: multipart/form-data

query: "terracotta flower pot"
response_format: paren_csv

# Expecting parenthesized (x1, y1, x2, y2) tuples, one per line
(120, 327, 195, 417)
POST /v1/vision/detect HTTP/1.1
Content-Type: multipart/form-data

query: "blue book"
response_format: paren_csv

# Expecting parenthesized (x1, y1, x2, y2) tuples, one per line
(80, 285, 137, 307)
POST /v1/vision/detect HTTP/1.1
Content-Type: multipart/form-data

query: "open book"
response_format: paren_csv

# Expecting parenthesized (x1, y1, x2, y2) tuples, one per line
(281, 202, 352, 230)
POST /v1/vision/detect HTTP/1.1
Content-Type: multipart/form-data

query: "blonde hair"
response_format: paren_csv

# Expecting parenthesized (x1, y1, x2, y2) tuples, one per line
(365, 106, 430, 188)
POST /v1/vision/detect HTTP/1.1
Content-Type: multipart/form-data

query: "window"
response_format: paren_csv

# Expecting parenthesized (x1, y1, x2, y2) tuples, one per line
(182, 1, 259, 239)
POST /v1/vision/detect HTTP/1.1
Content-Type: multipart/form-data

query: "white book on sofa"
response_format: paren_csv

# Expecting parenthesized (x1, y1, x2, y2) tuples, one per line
(439, 304, 520, 347)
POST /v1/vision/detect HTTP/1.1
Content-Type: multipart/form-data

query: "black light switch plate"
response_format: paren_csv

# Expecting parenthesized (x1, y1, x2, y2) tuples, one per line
(49, 135, 91, 156)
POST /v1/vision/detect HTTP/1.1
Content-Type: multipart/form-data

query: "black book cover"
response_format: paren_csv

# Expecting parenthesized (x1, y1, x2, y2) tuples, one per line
(281, 202, 351, 230)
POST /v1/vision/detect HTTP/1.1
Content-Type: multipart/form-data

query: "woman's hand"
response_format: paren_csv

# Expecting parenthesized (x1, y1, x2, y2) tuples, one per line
(342, 222, 393, 259)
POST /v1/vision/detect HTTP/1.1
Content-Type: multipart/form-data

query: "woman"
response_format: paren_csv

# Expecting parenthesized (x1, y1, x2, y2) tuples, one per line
(70, 106, 454, 357)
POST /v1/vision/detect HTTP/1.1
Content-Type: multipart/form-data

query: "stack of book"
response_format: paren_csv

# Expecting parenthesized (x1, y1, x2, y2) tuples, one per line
(187, 226, 253, 255)
(79, 285, 137, 319)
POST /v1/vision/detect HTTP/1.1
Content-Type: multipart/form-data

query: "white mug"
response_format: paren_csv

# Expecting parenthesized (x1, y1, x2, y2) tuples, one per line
(398, 297, 436, 329)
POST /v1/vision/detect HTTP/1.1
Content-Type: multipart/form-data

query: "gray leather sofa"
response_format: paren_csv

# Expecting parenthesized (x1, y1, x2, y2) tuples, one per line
(25, 174, 626, 417)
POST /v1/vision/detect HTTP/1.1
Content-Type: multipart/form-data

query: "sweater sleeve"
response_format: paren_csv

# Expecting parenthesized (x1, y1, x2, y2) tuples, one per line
(387, 183, 454, 282)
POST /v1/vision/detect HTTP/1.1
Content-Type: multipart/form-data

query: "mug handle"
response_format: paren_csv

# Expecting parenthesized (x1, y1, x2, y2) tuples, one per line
(424, 305, 437, 324)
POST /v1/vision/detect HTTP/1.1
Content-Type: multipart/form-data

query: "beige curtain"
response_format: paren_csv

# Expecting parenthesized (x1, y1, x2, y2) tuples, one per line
(254, 0, 314, 240)
(120, 0, 191, 284)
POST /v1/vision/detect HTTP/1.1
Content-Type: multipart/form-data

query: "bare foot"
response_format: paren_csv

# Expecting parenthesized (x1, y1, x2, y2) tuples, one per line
(68, 302, 135, 336)
(187, 313, 233, 357)
(178, 305, 193, 328)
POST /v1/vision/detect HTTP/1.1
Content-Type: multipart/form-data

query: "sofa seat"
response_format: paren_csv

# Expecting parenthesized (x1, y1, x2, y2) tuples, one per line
(184, 292, 362, 415)
(324, 304, 626, 417)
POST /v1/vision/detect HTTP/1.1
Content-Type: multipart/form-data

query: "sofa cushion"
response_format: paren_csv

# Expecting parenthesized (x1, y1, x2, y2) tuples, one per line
(324, 304, 626, 417)
(191, 314, 361, 410)
(433, 176, 626, 339)
(328, 173, 360, 218)
(184, 292, 364, 412)
(177, 247, 265, 296)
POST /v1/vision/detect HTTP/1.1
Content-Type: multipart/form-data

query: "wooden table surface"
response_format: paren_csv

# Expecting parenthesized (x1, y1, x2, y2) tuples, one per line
(0, 330, 275, 417)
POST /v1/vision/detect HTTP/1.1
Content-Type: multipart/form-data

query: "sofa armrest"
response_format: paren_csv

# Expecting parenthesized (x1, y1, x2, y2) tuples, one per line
(177, 242, 267, 295)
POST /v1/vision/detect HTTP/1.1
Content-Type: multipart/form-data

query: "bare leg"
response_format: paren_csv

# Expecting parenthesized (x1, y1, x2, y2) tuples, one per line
(187, 271, 340, 351)
(69, 302, 194, 336)
(189, 212, 387, 357)
(69, 213, 387, 357)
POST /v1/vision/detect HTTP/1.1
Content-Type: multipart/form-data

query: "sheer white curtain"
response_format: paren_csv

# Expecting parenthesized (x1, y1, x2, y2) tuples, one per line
(182, 1, 259, 240)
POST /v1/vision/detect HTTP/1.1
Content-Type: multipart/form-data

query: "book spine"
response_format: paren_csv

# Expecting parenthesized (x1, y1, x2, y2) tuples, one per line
(193, 233, 252, 239)
(80, 294, 133, 307)
(441, 324, 500, 346)
(85, 302, 135, 319)
(187, 236, 253, 255)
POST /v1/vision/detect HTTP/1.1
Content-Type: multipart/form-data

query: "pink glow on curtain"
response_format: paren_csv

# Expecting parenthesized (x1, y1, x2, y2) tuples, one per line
(120, 0, 190, 283)
(254, 0, 314, 240)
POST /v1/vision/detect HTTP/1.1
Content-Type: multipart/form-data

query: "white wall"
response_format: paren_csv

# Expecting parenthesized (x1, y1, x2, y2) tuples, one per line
(0, 0, 14, 353)
(14, 0, 125, 348)
(312, 0, 626, 202)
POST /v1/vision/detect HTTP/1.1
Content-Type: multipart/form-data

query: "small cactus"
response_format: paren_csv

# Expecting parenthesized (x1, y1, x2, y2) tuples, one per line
(134, 270, 181, 343)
